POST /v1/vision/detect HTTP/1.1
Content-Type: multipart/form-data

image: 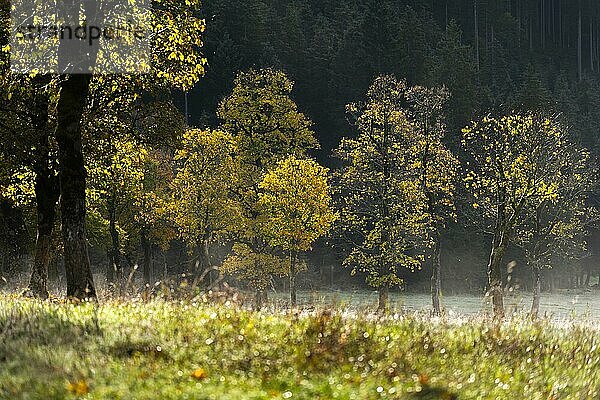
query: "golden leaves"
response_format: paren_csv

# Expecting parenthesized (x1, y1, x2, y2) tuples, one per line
(66, 380, 89, 396)
(258, 155, 336, 252)
(191, 368, 208, 380)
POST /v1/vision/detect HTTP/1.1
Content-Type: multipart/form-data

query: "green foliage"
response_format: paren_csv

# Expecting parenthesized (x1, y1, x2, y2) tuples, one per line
(334, 76, 429, 289)
(221, 243, 288, 291)
(86, 139, 149, 250)
(462, 114, 580, 233)
(217, 68, 318, 169)
(217, 69, 320, 289)
(170, 129, 240, 248)
(406, 85, 459, 231)
(514, 140, 597, 270)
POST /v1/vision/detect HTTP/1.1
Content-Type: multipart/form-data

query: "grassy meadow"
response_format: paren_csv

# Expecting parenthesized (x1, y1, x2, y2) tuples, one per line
(0, 294, 598, 400)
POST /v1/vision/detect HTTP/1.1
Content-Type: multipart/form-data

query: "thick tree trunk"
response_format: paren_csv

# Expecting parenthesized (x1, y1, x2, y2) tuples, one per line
(27, 170, 59, 299)
(289, 250, 297, 306)
(530, 265, 542, 318)
(27, 85, 59, 299)
(56, 74, 96, 300)
(431, 236, 442, 316)
(141, 229, 152, 285)
(487, 234, 506, 318)
(378, 285, 389, 314)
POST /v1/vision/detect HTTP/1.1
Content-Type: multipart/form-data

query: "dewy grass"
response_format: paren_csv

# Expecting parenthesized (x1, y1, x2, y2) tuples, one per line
(0, 294, 598, 399)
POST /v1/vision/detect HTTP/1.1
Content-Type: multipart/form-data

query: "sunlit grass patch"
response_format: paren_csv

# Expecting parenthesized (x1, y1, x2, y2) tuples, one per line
(0, 294, 598, 399)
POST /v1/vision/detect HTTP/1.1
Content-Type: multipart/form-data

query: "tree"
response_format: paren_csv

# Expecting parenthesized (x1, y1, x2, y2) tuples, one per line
(169, 129, 240, 287)
(462, 113, 583, 318)
(258, 155, 336, 306)
(217, 68, 319, 296)
(515, 145, 597, 317)
(406, 85, 459, 316)
(334, 75, 429, 313)
(0, 69, 60, 299)
(222, 243, 288, 309)
(86, 139, 149, 291)
(50, 0, 206, 299)
(217, 68, 318, 168)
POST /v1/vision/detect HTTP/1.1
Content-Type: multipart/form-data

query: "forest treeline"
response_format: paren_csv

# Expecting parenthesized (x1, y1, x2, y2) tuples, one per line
(188, 0, 600, 293)
(0, 0, 599, 317)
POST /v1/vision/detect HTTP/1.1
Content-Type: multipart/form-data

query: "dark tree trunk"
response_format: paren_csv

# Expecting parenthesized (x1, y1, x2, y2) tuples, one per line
(141, 229, 152, 285)
(487, 233, 506, 318)
(431, 236, 442, 316)
(254, 289, 267, 310)
(531, 265, 542, 318)
(27, 80, 59, 299)
(107, 195, 122, 287)
(378, 285, 389, 314)
(106, 249, 113, 283)
(56, 74, 96, 300)
(289, 250, 297, 306)
(27, 169, 59, 299)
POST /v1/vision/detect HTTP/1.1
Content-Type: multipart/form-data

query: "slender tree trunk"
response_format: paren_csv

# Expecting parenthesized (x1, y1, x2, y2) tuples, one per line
(27, 170, 59, 299)
(106, 249, 114, 283)
(201, 236, 214, 286)
(141, 229, 152, 286)
(431, 235, 442, 316)
(255, 289, 267, 310)
(487, 233, 506, 318)
(56, 74, 96, 300)
(108, 195, 122, 287)
(585, 265, 591, 287)
(378, 285, 389, 314)
(289, 250, 297, 306)
(530, 264, 542, 318)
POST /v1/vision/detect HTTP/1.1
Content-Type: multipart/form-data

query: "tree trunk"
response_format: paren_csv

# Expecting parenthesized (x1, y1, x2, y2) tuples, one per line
(530, 265, 542, 318)
(289, 250, 297, 307)
(378, 285, 389, 314)
(108, 195, 122, 287)
(255, 289, 267, 310)
(27, 170, 59, 299)
(141, 229, 152, 286)
(585, 266, 591, 287)
(201, 236, 213, 286)
(106, 249, 113, 284)
(56, 74, 96, 300)
(431, 236, 442, 316)
(487, 234, 506, 318)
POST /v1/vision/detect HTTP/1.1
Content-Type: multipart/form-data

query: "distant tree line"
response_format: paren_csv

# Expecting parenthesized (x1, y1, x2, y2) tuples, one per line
(0, 0, 599, 319)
